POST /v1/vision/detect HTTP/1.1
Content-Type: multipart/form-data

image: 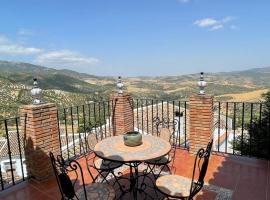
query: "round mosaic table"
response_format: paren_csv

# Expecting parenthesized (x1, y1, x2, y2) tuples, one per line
(94, 135, 171, 163)
(94, 135, 171, 199)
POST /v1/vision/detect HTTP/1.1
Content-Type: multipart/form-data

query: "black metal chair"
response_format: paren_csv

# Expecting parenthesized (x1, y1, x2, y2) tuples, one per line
(145, 117, 178, 179)
(155, 139, 213, 200)
(49, 152, 115, 200)
(83, 132, 123, 185)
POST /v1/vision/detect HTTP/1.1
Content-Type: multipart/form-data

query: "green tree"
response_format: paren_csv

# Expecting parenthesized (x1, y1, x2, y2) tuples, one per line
(234, 91, 270, 159)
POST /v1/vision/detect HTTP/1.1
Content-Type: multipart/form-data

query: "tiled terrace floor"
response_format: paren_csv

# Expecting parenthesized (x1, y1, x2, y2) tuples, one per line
(0, 149, 269, 200)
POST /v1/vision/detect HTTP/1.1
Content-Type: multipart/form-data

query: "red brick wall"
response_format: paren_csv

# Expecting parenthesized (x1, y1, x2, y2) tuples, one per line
(110, 93, 134, 135)
(20, 103, 60, 181)
(189, 95, 213, 154)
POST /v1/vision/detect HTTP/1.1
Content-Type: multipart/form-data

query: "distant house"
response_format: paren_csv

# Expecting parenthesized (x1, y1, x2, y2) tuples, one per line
(213, 113, 234, 153)
(0, 131, 27, 183)
(133, 101, 234, 152)
(133, 102, 189, 146)
(0, 129, 88, 183)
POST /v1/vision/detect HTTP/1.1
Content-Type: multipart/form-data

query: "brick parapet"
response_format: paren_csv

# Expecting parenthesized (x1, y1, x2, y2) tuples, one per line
(189, 95, 213, 154)
(110, 92, 134, 135)
(20, 103, 60, 181)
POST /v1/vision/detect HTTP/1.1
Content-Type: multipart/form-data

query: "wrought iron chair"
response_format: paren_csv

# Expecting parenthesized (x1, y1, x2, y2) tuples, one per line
(155, 139, 213, 200)
(49, 152, 115, 200)
(145, 117, 178, 179)
(83, 132, 123, 184)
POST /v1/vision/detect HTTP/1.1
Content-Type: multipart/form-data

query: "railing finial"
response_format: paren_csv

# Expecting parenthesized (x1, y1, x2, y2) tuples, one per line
(198, 72, 207, 95)
(117, 76, 124, 94)
(31, 78, 42, 104)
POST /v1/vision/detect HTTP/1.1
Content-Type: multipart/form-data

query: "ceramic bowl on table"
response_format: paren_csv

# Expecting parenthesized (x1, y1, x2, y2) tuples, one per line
(123, 131, 142, 147)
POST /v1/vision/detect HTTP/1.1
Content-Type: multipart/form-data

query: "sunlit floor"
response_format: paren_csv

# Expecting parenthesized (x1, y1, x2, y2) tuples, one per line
(0, 149, 269, 200)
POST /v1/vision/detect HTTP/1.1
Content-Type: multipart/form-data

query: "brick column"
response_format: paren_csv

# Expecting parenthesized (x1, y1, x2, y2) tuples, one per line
(110, 93, 134, 135)
(20, 103, 60, 181)
(189, 95, 213, 154)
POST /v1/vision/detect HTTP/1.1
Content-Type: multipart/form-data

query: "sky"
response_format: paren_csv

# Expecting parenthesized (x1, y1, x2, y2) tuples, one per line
(0, 0, 270, 76)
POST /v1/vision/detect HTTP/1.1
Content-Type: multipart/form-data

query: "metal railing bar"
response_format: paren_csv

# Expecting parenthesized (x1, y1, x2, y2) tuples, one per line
(15, 117, 25, 181)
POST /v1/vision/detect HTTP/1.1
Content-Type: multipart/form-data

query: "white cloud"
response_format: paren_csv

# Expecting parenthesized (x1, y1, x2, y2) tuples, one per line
(178, 0, 190, 3)
(0, 34, 42, 55)
(193, 16, 234, 31)
(210, 24, 224, 31)
(0, 34, 100, 68)
(34, 50, 99, 68)
(0, 45, 42, 55)
(194, 18, 219, 27)
(18, 29, 34, 36)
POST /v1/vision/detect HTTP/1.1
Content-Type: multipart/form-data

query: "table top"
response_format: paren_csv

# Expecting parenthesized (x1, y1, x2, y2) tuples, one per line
(94, 135, 171, 162)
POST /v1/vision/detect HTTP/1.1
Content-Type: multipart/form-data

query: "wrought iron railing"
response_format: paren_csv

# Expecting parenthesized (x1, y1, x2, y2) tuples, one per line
(213, 101, 270, 159)
(0, 115, 27, 191)
(58, 99, 270, 160)
(57, 99, 190, 161)
(57, 101, 114, 160)
(133, 99, 189, 148)
(0, 99, 269, 191)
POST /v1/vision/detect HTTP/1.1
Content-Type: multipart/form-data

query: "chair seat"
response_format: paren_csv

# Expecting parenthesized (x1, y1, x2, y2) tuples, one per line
(156, 175, 191, 198)
(94, 159, 122, 170)
(146, 155, 170, 165)
(77, 183, 115, 200)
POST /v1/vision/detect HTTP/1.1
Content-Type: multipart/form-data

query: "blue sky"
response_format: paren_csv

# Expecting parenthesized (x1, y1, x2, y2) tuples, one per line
(0, 0, 270, 76)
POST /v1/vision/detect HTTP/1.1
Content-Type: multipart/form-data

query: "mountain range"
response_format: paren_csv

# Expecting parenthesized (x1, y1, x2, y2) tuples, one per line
(0, 60, 269, 118)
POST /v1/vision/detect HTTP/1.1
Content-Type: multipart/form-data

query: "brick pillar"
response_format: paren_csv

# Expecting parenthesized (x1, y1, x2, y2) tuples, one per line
(189, 95, 213, 154)
(20, 103, 60, 181)
(110, 93, 134, 135)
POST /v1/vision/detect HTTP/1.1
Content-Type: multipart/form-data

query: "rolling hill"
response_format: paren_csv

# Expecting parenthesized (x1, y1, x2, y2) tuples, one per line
(0, 60, 269, 118)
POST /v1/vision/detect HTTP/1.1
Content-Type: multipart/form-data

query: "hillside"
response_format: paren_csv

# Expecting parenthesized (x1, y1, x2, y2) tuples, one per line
(85, 67, 270, 101)
(0, 61, 114, 93)
(0, 60, 269, 118)
(0, 61, 115, 117)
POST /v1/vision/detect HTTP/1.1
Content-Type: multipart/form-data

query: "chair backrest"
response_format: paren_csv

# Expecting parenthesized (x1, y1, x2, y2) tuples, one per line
(189, 139, 213, 199)
(49, 152, 90, 200)
(86, 132, 99, 151)
(153, 117, 178, 146)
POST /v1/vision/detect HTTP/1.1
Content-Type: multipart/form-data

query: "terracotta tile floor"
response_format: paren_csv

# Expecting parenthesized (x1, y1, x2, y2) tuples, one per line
(0, 149, 269, 200)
